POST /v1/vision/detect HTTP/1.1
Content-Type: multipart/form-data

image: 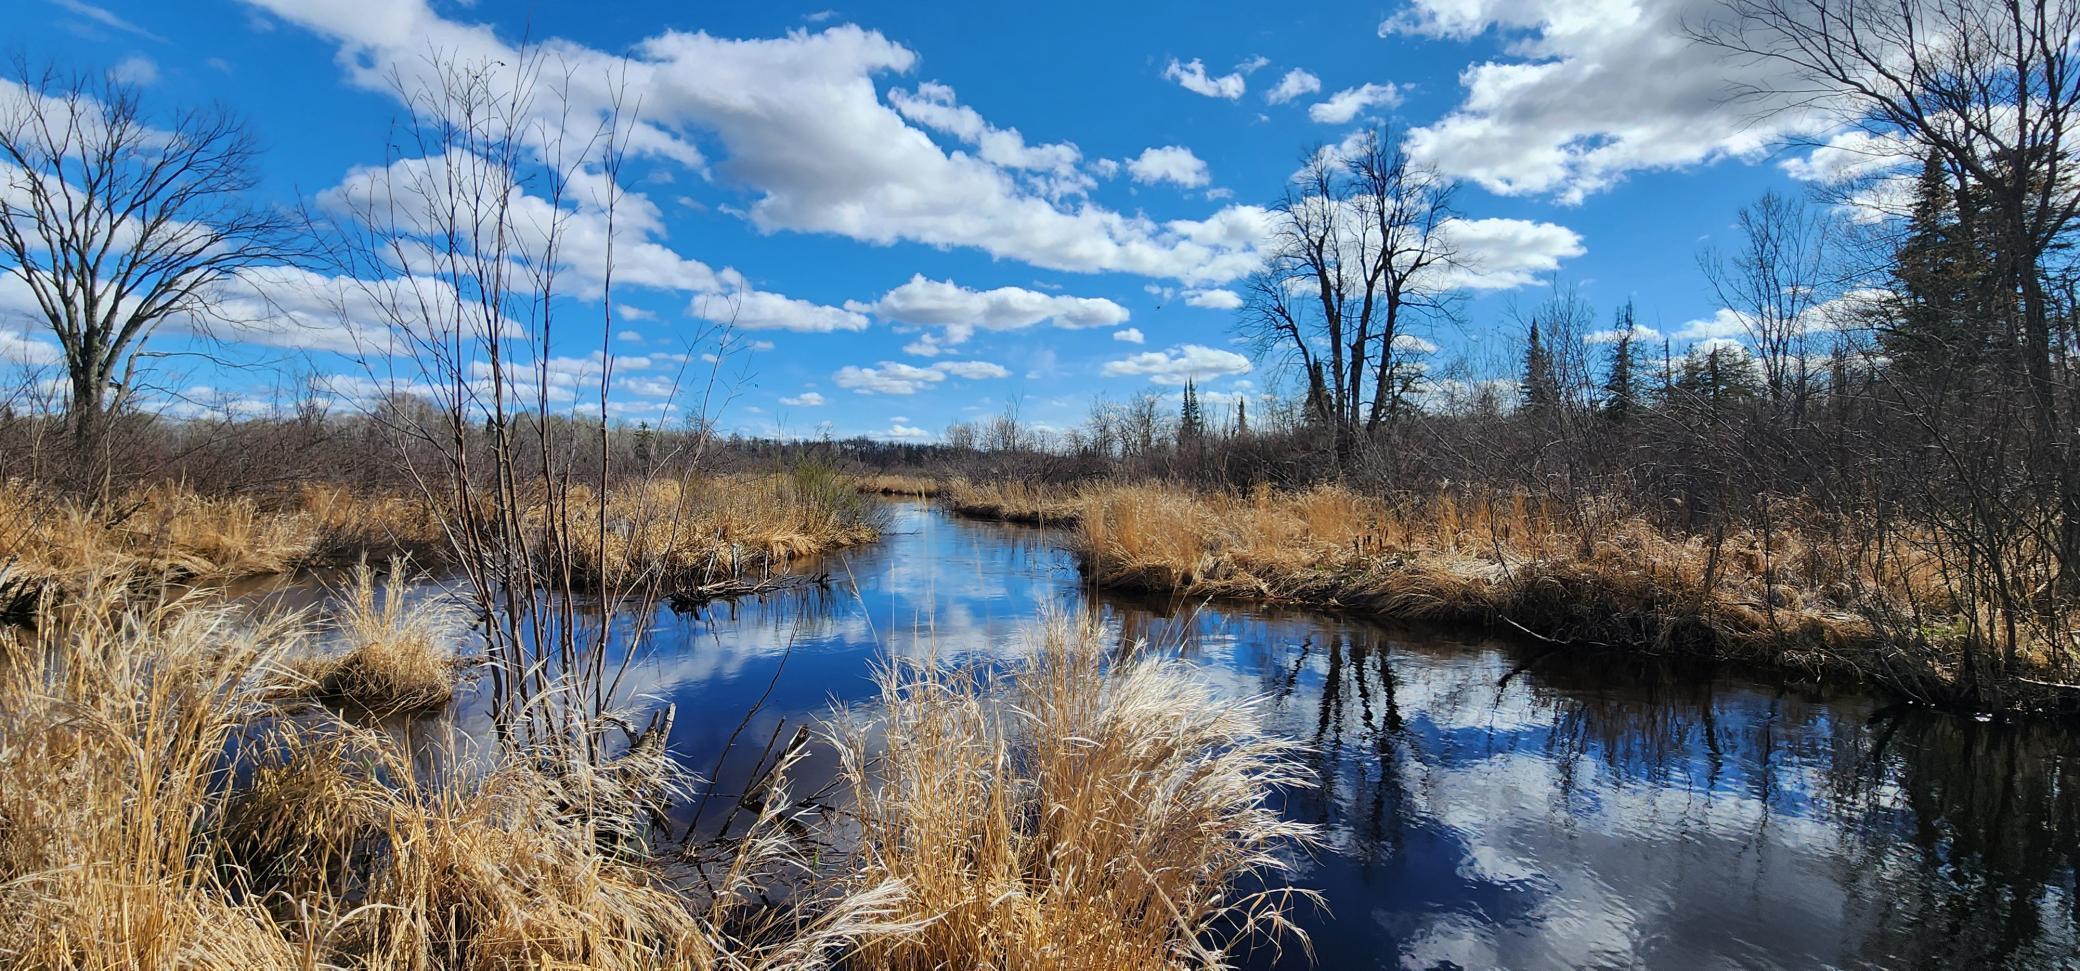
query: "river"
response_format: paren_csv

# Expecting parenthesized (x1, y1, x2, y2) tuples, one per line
(333, 497, 2080, 968)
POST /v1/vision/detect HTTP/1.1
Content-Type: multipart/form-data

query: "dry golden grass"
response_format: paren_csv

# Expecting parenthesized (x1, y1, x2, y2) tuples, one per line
(0, 579, 316, 968)
(855, 473, 944, 498)
(940, 479, 1086, 525)
(295, 557, 469, 715)
(1071, 482, 2012, 701)
(554, 469, 883, 593)
(834, 613, 1320, 970)
(0, 478, 443, 595)
(0, 582, 909, 970)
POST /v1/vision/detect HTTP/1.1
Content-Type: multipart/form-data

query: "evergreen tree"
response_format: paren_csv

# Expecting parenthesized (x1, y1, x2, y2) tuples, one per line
(1884, 153, 1997, 386)
(1672, 342, 1760, 419)
(1234, 397, 1247, 437)
(1601, 302, 1639, 423)
(1521, 319, 1559, 415)
(1178, 379, 1205, 444)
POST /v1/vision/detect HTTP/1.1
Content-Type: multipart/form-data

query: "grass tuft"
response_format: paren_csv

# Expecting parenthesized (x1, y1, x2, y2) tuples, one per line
(835, 613, 1321, 970)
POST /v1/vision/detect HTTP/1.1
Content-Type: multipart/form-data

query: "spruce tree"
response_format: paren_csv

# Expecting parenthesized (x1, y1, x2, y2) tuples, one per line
(1178, 379, 1204, 445)
(1601, 302, 1639, 423)
(1521, 319, 1559, 415)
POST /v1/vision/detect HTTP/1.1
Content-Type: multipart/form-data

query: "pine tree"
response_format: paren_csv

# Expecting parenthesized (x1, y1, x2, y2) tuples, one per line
(1178, 379, 1205, 445)
(1234, 397, 1247, 437)
(1601, 302, 1639, 423)
(1885, 153, 1997, 386)
(1521, 319, 1559, 415)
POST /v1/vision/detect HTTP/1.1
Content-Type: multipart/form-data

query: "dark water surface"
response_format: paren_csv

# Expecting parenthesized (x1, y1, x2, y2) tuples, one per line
(345, 499, 2080, 969)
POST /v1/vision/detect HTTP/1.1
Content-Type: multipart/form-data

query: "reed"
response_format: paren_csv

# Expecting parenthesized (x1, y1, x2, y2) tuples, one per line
(834, 613, 1320, 970)
(295, 557, 469, 715)
(939, 479, 1086, 525)
(854, 473, 944, 498)
(1070, 482, 2019, 706)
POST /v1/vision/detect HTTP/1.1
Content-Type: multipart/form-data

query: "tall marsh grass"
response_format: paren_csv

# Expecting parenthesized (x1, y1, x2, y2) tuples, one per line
(1071, 483, 2013, 706)
(0, 580, 1312, 968)
(835, 614, 1320, 969)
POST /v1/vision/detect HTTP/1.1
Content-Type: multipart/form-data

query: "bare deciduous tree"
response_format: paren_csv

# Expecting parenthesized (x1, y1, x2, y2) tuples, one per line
(1245, 128, 1458, 467)
(0, 61, 298, 490)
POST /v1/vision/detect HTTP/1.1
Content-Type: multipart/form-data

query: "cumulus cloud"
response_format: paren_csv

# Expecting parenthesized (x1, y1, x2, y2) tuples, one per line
(881, 421, 929, 439)
(688, 289, 869, 332)
(1126, 146, 1210, 188)
(1101, 343, 1252, 385)
(1431, 218, 1586, 290)
(1266, 68, 1321, 105)
(1308, 83, 1401, 124)
(852, 275, 1129, 345)
(779, 390, 825, 406)
(1183, 288, 1243, 310)
(1112, 327, 1145, 344)
(1388, 0, 1841, 202)
(834, 359, 1008, 395)
(1162, 57, 1246, 99)
(256, 1, 1277, 284)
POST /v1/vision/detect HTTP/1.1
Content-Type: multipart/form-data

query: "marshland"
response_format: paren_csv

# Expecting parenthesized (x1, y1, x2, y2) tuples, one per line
(8, 0, 2080, 967)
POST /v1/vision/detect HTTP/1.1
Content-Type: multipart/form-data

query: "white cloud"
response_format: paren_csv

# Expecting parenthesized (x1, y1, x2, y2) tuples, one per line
(1101, 343, 1252, 385)
(1266, 69, 1321, 105)
(108, 55, 159, 86)
(1183, 288, 1243, 310)
(53, 0, 165, 41)
(688, 289, 869, 332)
(1392, 334, 1439, 354)
(1126, 146, 1210, 188)
(1431, 218, 1586, 290)
(257, 3, 1277, 284)
(617, 304, 657, 320)
(931, 359, 1009, 380)
(1388, 0, 1841, 203)
(779, 390, 826, 406)
(887, 81, 1091, 197)
(853, 275, 1129, 345)
(833, 358, 1008, 395)
(1112, 327, 1145, 344)
(1308, 83, 1401, 124)
(881, 422, 929, 439)
(1162, 57, 1245, 100)
(1587, 323, 1660, 344)
(1676, 309, 1748, 341)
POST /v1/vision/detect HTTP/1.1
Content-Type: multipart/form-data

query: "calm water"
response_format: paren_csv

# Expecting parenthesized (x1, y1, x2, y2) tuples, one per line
(328, 499, 2080, 969)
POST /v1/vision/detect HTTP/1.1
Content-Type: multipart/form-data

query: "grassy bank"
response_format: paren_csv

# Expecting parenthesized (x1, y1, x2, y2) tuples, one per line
(0, 469, 882, 609)
(1067, 483, 2076, 712)
(0, 588, 1314, 968)
(939, 480, 1085, 526)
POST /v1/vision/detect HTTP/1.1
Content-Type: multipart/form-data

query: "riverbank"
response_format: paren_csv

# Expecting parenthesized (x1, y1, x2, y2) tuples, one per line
(0, 469, 881, 611)
(0, 576, 1314, 968)
(1060, 482, 2079, 714)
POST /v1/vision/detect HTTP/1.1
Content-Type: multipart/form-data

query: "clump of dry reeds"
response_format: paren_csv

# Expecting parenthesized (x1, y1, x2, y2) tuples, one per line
(297, 557, 468, 715)
(0, 579, 314, 967)
(833, 613, 1320, 970)
(0, 579, 911, 969)
(940, 479, 1085, 525)
(1069, 482, 2016, 703)
(553, 469, 884, 594)
(855, 473, 944, 498)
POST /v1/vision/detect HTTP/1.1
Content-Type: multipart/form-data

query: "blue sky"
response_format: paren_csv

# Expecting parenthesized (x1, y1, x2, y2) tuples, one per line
(6, 0, 1847, 440)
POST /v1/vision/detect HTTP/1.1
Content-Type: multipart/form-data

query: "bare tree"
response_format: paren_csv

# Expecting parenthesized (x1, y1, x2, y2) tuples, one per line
(1697, 0, 2080, 575)
(0, 61, 299, 491)
(1245, 128, 1458, 467)
(1701, 190, 1837, 421)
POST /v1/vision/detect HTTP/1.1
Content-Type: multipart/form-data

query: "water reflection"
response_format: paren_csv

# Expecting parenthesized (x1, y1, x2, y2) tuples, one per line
(286, 499, 2077, 969)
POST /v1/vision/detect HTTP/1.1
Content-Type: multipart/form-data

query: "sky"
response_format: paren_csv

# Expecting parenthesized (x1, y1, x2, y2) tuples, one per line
(4, 0, 1863, 441)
